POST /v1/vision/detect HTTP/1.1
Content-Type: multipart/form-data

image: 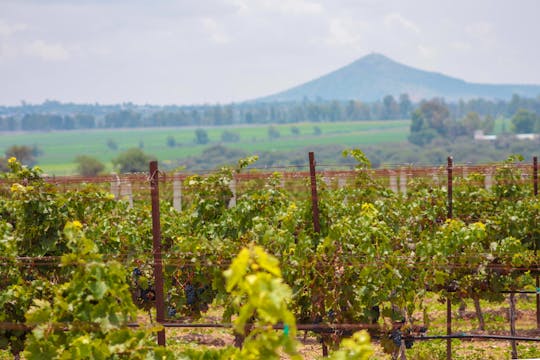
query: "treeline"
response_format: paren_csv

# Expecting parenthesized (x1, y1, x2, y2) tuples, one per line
(1, 94, 540, 132)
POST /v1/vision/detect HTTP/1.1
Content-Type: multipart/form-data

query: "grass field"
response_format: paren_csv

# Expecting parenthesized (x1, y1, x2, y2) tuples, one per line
(0, 120, 410, 175)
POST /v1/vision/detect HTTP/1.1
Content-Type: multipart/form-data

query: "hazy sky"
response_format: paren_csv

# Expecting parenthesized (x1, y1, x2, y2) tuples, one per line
(0, 0, 538, 105)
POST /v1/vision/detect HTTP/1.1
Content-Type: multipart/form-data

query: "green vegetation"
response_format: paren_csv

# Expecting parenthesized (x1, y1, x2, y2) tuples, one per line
(74, 155, 105, 176)
(0, 121, 409, 175)
(2, 154, 540, 359)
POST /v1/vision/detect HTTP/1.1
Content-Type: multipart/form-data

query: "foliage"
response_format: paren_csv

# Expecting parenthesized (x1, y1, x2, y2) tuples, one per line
(24, 222, 173, 359)
(113, 148, 156, 173)
(195, 128, 209, 145)
(511, 108, 538, 133)
(224, 245, 300, 359)
(2, 152, 540, 358)
(75, 155, 105, 177)
(408, 99, 454, 146)
(267, 126, 280, 139)
(166, 136, 177, 147)
(5, 145, 37, 166)
(221, 130, 240, 143)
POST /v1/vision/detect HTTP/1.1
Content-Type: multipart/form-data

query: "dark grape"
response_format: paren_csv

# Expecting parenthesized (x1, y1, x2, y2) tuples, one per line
(327, 309, 335, 321)
(142, 289, 155, 302)
(405, 337, 414, 349)
(185, 284, 196, 305)
(167, 306, 177, 317)
(133, 268, 142, 277)
(390, 329, 402, 347)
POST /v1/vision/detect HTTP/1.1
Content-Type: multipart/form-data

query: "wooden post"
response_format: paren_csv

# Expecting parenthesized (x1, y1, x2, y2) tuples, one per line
(447, 156, 453, 360)
(509, 293, 518, 359)
(110, 175, 120, 199)
(228, 176, 237, 208)
(485, 169, 493, 190)
(173, 173, 182, 211)
(309, 152, 321, 235)
(149, 161, 166, 346)
(120, 181, 133, 208)
(308, 152, 327, 357)
(389, 171, 398, 192)
(534, 157, 539, 330)
(399, 168, 407, 194)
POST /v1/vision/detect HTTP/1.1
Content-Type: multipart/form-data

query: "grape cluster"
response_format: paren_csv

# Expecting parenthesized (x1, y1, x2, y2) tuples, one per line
(389, 329, 414, 349)
(182, 283, 211, 313)
(185, 284, 196, 305)
(390, 329, 402, 347)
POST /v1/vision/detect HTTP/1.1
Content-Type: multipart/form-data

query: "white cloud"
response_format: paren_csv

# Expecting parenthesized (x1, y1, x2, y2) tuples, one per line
(0, 19, 27, 37)
(324, 17, 364, 46)
(24, 40, 70, 61)
(451, 41, 471, 51)
(269, 0, 324, 15)
(201, 17, 231, 44)
(466, 21, 493, 39)
(384, 13, 420, 34)
(227, 0, 324, 15)
(417, 44, 437, 59)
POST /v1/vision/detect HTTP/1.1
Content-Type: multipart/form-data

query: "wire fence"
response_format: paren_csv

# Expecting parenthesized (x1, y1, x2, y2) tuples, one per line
(2, 153, 540, 359)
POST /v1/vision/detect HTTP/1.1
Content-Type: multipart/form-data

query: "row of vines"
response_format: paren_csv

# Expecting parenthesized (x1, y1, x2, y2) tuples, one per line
(1, 152, 540, 359)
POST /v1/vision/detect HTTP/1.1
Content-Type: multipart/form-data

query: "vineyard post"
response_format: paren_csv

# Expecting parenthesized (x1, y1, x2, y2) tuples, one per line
(534, 156, 539, 329)
(173, 173, 182, 211)
(309, 152, 321, 234)
(509, 293, 518, 358)
(447, 156, 453, 360)
(149, 161, 166, 346)
(308, 152, 327, 357)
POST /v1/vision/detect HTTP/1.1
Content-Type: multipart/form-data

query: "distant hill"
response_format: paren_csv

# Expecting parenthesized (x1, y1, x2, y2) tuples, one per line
(256, 53, 540, 102)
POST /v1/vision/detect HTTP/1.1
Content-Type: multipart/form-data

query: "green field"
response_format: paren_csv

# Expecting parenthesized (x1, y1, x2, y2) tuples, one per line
(0, 120, 410, 175)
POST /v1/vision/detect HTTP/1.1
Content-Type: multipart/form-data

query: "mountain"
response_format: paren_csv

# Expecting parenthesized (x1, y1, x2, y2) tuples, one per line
(256, 53, 540, 102)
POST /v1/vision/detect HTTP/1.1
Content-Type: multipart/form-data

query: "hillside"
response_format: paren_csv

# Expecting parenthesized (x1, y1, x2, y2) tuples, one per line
(257, 53, 540, 102)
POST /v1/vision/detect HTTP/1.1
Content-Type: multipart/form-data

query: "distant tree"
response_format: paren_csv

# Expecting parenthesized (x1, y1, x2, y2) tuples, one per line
(104, 110, 141, 128)
(221, 130, 240, 143)
(0, 158, 7, 172)
(290, 126, 300, 136)
(106, 139, 118, 151)
(398, 94, 412, 118)
(74, 113, 95, 128)
(5, 145, 36, 166)
(461, 112, 482, 134)
(408, 98, 451, 146)
(268, 126, 280, 139)
(382, 95, 399, 119)
(195, 128, 209, 144)
(511, 109, 538, 133)
(113, 148, 156, 173)
(408, 128, 437, 147)
(75, 155, 105, 177)
(482, 115, 495, 133)
(313, 126, 322, 136)
(166, 136, 176, 147)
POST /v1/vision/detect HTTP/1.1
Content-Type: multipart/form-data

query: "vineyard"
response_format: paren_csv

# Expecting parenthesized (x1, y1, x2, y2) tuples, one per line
(2, 151, 540, 359)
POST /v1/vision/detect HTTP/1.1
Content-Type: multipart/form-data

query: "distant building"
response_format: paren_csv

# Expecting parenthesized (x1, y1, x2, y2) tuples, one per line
(474, 130, 539, 141)
(474, 130, 497, 141)
(515, 133, 538, 140)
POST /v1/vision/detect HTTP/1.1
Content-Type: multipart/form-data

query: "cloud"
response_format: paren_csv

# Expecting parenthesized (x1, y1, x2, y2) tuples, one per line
(417, 44, 437, 59)
(201, 17, 231, 44)
(466, 21, 493, 39)
(0, 19, 27, 37)
(24, 40, 70, 61)
(451, 41, 471, 51)
(384, 13, 420, 34)
(227, 0, 324, 15)
(324, 17, 363, 46)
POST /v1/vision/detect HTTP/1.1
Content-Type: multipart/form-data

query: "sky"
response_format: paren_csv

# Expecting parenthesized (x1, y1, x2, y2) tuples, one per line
(0, 0, 539, 106)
